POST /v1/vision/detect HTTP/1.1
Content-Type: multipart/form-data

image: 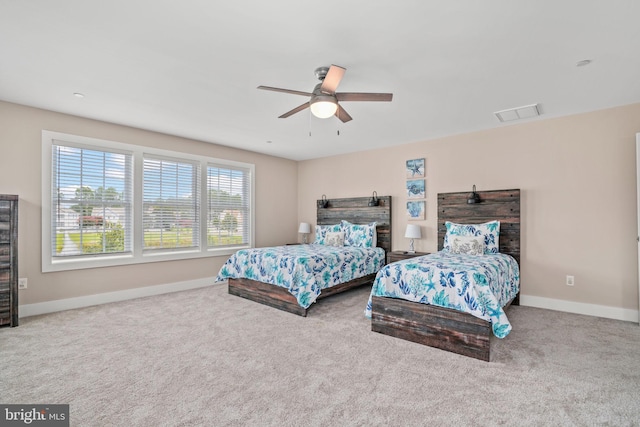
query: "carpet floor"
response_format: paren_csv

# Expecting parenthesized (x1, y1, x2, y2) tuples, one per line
(1, 283, 639, 426)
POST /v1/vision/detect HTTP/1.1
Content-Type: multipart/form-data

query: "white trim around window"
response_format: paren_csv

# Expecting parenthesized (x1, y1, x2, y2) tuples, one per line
(42, 130, 255, 272)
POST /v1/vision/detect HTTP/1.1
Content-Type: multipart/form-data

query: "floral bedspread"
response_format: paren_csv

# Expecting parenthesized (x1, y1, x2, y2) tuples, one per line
(365, 251, 519, 338)
(216, 244, 385, 309)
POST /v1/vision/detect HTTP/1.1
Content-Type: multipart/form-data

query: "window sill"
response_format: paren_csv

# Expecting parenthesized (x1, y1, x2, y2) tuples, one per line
(43, 246, 248, 273)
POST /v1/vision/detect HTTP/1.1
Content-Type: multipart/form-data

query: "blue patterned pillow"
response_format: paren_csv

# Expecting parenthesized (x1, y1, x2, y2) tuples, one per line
(341, 220, 377, 248)
(443, 220, 500, 254)
(314, 224, 342, 245)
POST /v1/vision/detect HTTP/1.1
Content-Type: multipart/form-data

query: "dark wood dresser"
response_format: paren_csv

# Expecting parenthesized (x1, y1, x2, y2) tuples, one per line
(0, 195, 18, 327)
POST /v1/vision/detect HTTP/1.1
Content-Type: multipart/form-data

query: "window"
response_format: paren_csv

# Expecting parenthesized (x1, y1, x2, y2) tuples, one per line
(143, 156, 200, 251)
(50, 143, 133, 258)
(207, 165, 251, 248)
(42, 131, 254, 272)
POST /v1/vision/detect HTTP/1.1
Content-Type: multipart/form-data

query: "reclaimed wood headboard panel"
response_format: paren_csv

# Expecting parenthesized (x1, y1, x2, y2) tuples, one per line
(316, 196, 392, 254)
(437, 189, 520, 264)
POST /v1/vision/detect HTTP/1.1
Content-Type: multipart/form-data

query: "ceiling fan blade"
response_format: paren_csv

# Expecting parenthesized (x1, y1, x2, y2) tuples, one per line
(336, 92, 393, 102)
(335, 104, 353, 123)
(278, 102, 310, 118)
(257, 85, 313, 97)
(320, 65, 346, 95)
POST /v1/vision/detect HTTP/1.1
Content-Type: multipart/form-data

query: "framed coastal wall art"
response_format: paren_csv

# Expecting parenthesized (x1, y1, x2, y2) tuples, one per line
(407, 200, 425, 220)
(405, 158, 426, 220)
(406, 179, 425, 199)
(406, 158, 425, 178)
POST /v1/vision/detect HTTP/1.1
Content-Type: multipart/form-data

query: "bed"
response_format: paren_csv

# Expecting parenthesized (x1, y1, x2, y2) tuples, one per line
(369, 188, 520, 361)
(217, 195, 392, 316)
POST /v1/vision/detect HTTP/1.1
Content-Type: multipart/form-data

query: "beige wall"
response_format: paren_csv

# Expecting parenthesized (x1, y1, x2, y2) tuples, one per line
(0, 101, 298, 305)
(3, 99, 639, 314)
(298, 103, 640, 311)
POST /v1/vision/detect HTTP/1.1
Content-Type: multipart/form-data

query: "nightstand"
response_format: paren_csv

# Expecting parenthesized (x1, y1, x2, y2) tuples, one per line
(386, 250, 430, 264)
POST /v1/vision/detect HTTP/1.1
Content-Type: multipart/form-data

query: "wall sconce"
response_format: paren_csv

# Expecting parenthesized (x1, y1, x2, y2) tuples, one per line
(318, 194, 329, 209)
(298, 222, 311, 243)
(404, 224, 422, 253)
(368, 191, 379, 207)
(467, 185, 481, 204)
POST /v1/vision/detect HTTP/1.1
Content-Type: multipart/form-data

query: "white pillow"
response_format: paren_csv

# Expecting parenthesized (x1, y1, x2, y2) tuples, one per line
(314, 224, 341, 245)
(325, 231, 345, 247)
(450, 235, 484, 256)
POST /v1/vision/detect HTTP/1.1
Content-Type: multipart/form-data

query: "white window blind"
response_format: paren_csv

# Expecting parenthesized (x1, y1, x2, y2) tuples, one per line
(51, 142, 133, 257)
(207, 164, 251, 247)
(143, 156, 200, 251)
(43, 130, 254, 272)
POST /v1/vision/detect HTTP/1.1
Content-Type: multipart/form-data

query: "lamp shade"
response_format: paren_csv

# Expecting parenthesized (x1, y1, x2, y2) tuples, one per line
(298, 222, 311, 234)
(404, 224, 422, 239)
(310, 96, 338, 118)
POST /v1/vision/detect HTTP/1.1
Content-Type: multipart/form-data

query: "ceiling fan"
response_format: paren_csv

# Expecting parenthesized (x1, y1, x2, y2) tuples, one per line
(257, 65, 393, 123)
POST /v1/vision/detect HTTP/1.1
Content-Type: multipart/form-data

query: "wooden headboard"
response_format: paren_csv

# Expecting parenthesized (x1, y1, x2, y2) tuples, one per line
(437, 189, 520, 264)
(316, 196, 392, 253)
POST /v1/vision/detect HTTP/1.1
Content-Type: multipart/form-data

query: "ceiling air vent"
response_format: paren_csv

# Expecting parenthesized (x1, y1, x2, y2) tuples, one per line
(494, 103, 541, 122)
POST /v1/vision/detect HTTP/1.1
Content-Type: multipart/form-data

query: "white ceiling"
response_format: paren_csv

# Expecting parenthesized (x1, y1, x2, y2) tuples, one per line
(1, 1, 639, 161)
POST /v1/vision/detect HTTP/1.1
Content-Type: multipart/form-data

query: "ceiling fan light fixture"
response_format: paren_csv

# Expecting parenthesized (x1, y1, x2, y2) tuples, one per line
(310, 95, 338, 119)
(258, 64, 392, 123)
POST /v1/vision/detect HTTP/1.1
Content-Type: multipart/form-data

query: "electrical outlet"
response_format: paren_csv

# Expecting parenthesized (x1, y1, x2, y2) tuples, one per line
(18, 278, 28, 289)
(566, 275, 574, 286)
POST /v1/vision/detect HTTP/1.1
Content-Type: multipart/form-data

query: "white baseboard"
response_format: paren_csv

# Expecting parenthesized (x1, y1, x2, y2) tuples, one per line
(18, 283, 640, 324)
(520, 295, 639, 323)
(19, 277, 216, 318)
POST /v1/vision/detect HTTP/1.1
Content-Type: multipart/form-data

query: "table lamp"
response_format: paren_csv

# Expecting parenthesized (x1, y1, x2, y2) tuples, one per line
(404, 224, 422, 253)
(298, 222, 311, 243)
